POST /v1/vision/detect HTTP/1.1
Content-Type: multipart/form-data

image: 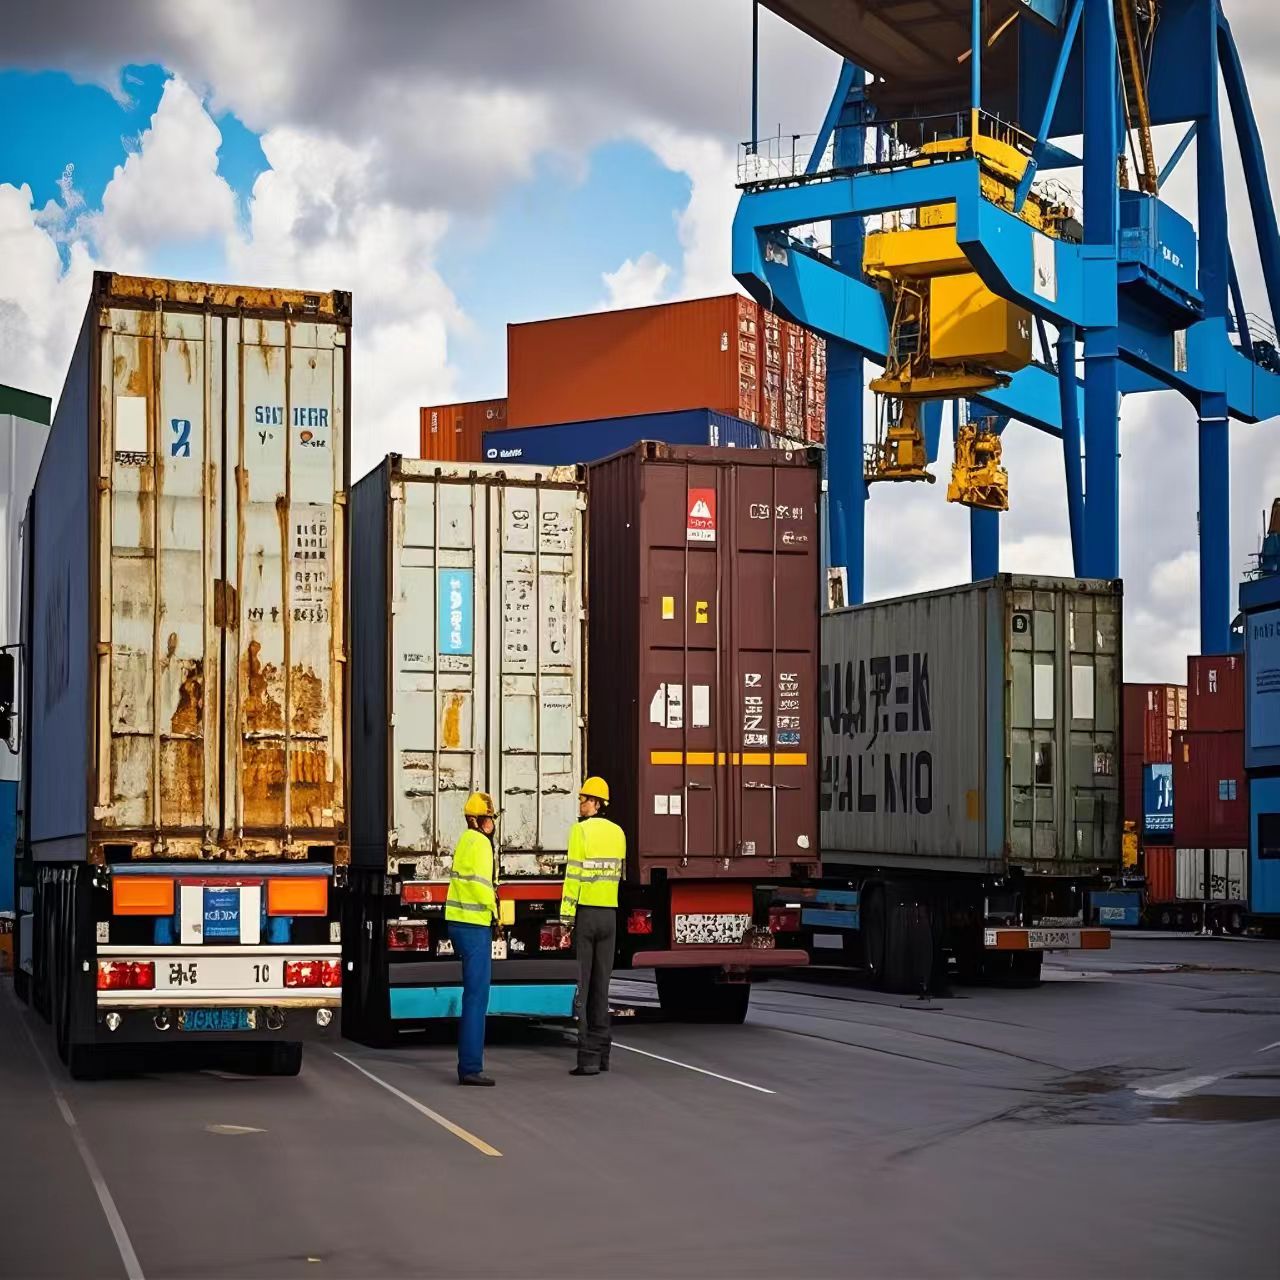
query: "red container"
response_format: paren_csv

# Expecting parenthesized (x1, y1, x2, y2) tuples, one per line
(1122, 683, 1186, 764)
(1171, 729, 1248, 847)
(585, 442, 821, 881)
(1144, 845, 1176, 904)
(419, 398, 507, 462)
(1187, 654, 1244, 734)
(507, 295, 826, 441)
(1121, 751, 1144, 831)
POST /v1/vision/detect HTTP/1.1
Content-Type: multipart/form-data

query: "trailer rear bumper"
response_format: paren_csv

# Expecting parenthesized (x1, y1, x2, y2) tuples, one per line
(631, 947, 809, 970)
(984, 927, 1111, 952)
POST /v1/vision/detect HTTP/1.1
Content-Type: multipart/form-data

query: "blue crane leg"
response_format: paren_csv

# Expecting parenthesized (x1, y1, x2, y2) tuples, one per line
(1197, 400, 1232, 656)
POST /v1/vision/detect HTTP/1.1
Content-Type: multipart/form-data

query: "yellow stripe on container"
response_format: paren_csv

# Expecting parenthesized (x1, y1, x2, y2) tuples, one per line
(649, 751, 807, 766)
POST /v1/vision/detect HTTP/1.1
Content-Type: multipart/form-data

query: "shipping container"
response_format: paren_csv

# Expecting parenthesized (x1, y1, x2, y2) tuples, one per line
(1142, 845, 1247, 932)
(507, 295, 826, 440)
(1144, 845, 1176, 904)
(481, 408, 806, 467)
(344, 455, 586, 1035)
(1141, 761, 1174, 842)
(15, 272, 349, 1075)
(1174, 848, 1248, 904)
(1122, 682, 1185, 764)
(1171, 729, 1248, 847)
(1121, 750, 1144, 838)
(821, 576, 1123, 875)
(419, 398, 507, 463)
(1244, 600, 1280, 771)
(1188, 653, 1244, 733)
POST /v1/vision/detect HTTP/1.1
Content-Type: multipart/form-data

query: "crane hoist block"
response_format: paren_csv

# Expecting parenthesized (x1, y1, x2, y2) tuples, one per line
(929, 273, 1032, 370)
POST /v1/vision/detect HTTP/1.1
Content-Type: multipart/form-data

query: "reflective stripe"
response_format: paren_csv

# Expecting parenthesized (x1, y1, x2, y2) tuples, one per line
(573, 870, 620, 883)
(582, 859, 623, 870)
(450, 872, 493, 888)
(445, 898, 491, 916)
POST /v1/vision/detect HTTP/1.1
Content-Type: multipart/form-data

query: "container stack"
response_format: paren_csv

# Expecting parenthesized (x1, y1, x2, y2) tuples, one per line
(419, 295, 826, 464)
(1121, 683, 1184, 851)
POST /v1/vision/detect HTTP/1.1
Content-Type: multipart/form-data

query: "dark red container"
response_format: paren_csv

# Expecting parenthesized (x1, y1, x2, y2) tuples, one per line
(419, 398, 507, 462)
(1171, 729, 1248, 847)
(585, 442, 821, 881)
(1121, 751, 1144, 832)
(1187, 654, 1245, 734)
(1144, 845, 1176, 904)
(1122, 683, 1186, 764)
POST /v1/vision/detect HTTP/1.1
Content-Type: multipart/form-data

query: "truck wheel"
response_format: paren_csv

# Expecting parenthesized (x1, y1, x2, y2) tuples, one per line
(985, 951, 1043, 987)
(66, 1042, 106, 1081)
(656, 970, 750, 1024)
(860, 885, 887, 985)
(14, 965, 30, 1004)
(257, 1042, 304, 1076)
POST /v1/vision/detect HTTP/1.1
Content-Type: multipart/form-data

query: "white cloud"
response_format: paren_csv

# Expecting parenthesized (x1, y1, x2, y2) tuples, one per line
(602, 251, 672, 309)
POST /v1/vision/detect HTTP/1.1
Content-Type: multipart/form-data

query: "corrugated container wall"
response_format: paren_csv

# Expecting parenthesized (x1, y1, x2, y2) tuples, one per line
(25, 272, 350, 862)
(821, 577, 1123, 875)
(1143, 846, 1176, 903)
(1171, 729, 1248, 848)
(350, 456, 586, 877)
(481, 409, 807, 466)
(1122, 683, 1185, 763)
(419, 398, 507, 463)
(585, 443, 821, 881)
(507, 296, 826, 441)
(1174, 848, 1248, 903)
(1187, 653, 1245, 733)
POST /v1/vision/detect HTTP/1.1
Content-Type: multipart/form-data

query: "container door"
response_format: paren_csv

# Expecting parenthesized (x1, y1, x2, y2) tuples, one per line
(99, 306, 222, 852)
(491, 482, 583, 876)
(390, 476, 487, 865)
(225, 315, 345, 852)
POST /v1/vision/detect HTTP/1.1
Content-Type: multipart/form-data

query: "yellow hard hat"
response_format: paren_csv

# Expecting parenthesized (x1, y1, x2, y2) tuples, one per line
(464, 791, 497, 818)
(579, 776, 610, 804)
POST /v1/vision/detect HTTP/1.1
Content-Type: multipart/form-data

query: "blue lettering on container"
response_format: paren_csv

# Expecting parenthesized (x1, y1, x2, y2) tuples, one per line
(170, 418, 192, 458)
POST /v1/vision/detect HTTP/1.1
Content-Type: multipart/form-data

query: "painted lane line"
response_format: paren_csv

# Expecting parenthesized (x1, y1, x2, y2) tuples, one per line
(1134, 1074, 1223, 1100)
(17, 1014, 145, 1280)
(332, 1052, 502, 1157)
(1257, 1041, 1280, 1054)
(612, 1042, 776, 1094)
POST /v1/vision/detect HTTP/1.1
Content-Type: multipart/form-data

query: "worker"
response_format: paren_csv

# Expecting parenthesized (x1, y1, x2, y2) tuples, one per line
(561, 776, 626, 1076)
(446, 792, 500, 1086)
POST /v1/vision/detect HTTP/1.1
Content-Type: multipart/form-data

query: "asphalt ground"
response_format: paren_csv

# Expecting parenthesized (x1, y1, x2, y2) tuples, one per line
(3, 934, 1279, 1279)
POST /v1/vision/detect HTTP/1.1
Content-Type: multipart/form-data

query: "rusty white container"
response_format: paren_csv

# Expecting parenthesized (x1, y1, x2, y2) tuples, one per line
(349, 454, 586, 881)
(25, 272, 350, 863)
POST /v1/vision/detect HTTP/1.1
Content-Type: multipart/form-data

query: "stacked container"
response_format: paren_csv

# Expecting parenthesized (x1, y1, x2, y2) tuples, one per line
(1121, 683, 1185, 848)
(419, 398, 508, 463)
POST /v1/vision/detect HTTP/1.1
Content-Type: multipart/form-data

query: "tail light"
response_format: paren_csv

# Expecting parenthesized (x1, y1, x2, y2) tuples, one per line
(284, 959, 342, 988)
(626, 909, 654, 936)
(97, 961, 155, 991)
(386, 923, 430, 952)
(769, 908, 801, 933)
(539, 923, 573, 952)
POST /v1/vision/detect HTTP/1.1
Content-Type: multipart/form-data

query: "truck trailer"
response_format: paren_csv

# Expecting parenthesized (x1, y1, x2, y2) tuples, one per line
(805, 576, 1119, 990)
(14, 272, 350, 1076)
(343, 455, 586, 1040)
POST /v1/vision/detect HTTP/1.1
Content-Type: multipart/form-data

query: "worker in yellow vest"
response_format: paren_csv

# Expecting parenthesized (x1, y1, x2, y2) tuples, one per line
(561, 776, 626, 1076)
(446, 792, 500, 1086)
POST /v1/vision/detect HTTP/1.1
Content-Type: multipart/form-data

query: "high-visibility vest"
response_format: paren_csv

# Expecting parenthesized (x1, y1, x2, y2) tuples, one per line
(445, 828, 498, 925)
(561, 816, 625, 921)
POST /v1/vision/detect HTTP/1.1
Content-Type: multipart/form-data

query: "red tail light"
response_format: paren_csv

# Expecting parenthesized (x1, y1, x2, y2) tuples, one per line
(386, 923, 431, 952)
(97, 961, 155, 991)
(626, 909, 654, 936)
(284, 960, 343, 988)
(769, 908, 801, 934)
(539, 923, 573, 952)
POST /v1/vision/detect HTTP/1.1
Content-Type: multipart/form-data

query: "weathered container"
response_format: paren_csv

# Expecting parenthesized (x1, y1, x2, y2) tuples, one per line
(507, 296, 826, 440)
(1144, 845, 1176, 903)
(1244, 599, 1280, 771)
(1174, 848, 1248, 903)
(1171, 729, 1248, 848)
(821, 576, 1123, 875)
(1122, 682, 1185, 764)
(419, 398, 507, 464)
(585, 442, 821, 881)
(26, 272, 350, 862)
(1187, 653, 1244, 734)
(1121, 751, 1144, 838)
(350, 455, 585, 873)
(482, 408, 803, 467)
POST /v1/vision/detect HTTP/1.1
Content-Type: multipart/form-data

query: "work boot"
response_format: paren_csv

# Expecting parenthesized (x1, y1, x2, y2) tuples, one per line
(569, 1065, 600, 1076)
(459, 1072, 495, 1086)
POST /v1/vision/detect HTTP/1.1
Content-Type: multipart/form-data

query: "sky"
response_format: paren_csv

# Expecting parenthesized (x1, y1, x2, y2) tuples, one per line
(1, 0, 1279, 683)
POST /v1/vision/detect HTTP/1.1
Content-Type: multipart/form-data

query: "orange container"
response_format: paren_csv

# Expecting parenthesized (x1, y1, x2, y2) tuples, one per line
(1144, 845, 1177, 903)
(419, 398, 507, 462)
(506, 295, 825, 441)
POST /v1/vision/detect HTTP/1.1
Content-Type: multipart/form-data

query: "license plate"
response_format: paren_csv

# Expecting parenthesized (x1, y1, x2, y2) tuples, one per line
(203, 887, 243, 939)
(673, 913, 751, 945)
(153, 955, 284, 991)
(491, 939, 508, 960)
(179, 1008, 257, 1032)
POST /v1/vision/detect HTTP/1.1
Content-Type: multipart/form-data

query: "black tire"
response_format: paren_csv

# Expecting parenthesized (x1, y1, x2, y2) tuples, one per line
(984, 950, 1043, 988)
(66, 1042, 106, 1081)
(656, 969, 750, 1024)
(257, 1042, 303, 1076)
(860, 884, 887, 986)
(14, 964, 30, 1005)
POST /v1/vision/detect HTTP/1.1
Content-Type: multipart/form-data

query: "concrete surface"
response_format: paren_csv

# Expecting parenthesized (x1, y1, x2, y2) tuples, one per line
(3, 935, 1279, 1278)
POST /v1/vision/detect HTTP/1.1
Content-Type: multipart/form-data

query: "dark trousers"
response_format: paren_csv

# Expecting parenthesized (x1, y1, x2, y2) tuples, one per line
(447, 921, 491, 1078)
(574, 905, 617, 1068)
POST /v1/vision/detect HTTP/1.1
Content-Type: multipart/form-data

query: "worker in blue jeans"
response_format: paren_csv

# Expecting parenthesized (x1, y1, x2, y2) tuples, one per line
(446, 792, 500, 1085)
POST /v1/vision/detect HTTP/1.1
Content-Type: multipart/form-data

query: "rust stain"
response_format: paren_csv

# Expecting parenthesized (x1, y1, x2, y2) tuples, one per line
(160, 740, 204, 827)
(170, 659, 203, 736)
(113, 355, 127, 380)
(103, 274, 344, 318)
(176, 338, 194, 383)
(291, 665, 326, 735)
(244, 640, 283, 731)
(166, 631, 179, 660)
(441, 693, 464, 750)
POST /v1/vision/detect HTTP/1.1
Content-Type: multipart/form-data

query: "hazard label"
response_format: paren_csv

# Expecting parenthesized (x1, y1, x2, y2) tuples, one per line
(687, 488, 717, 543)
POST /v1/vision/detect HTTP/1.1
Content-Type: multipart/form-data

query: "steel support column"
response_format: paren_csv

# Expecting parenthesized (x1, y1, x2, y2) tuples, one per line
(1197, 402, 1231, 655)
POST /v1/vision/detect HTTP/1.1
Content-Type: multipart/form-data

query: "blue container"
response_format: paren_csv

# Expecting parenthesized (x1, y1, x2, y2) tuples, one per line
(0, 778, 16, 914)
(1249, 774, 1280, 918)
(1142, 762, 1174, 840)
(1090, 890, 1142, 928)
(481, 409, 793, 466)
